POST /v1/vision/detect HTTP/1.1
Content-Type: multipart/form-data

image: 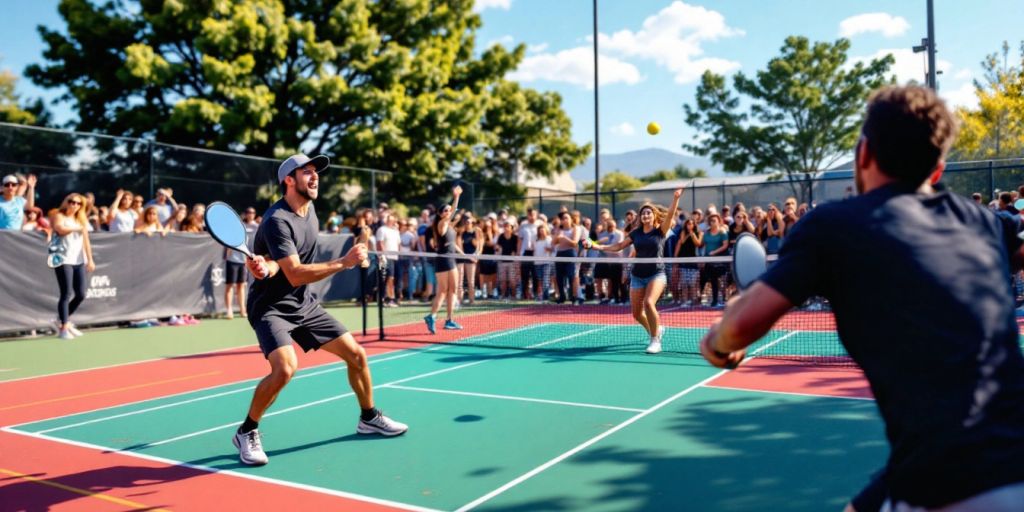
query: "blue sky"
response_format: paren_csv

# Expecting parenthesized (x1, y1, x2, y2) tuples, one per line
(3, 1, 1022, 156)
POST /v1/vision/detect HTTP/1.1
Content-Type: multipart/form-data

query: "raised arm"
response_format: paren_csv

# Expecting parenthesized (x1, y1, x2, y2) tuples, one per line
(661, 188, 683, 236)
(24, 174, 36, 210)
(108, 190, 124, 223)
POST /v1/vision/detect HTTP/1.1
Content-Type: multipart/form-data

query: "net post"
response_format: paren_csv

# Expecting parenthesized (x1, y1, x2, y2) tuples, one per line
(360, 262, 367, 337)
(377, 255, 385, 341)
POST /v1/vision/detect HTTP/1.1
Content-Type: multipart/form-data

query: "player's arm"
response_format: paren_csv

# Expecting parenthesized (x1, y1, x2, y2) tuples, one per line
(592, 235, 632, 253)
(699, 282, 794, 368)
(661, 188, 683, 236)
(275, 245, 366, 287)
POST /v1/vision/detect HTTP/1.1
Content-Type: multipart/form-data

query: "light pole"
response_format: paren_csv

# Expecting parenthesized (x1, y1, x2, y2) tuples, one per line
(912, 0, 938, 90)
(592, 0, 600, 223)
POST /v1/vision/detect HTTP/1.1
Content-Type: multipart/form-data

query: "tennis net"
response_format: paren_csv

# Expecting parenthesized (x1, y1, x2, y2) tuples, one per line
(364, 250, 852, 366)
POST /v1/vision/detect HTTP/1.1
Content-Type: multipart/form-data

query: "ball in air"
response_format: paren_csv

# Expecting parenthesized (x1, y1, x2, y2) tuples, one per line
(647, 122, 660, 135)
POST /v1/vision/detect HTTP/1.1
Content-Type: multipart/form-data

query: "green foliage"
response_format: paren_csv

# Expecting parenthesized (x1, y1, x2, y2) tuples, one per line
(639, 164, 708, 184)
(953, 41, 1024, 160)
(582, 171, 643, 192)
(0, 63, 47, 125)
(27, 0, 588, 213)
(683, 36, 893, 190)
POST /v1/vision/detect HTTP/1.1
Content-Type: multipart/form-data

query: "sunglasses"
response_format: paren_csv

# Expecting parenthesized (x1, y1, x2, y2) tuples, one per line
(69, 200, 83, 206)
(2, 183, 16, 188)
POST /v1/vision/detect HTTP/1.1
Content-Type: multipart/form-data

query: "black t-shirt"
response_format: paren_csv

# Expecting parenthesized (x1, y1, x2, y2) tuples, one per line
(629, 227, 666, 278)
(247, 199, 321, 320)
(496, 233, 518, 256)
(760, 183, 1024, 508)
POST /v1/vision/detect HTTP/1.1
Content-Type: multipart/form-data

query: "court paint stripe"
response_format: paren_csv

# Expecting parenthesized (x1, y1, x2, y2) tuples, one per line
(453, 329, 808, 511)
(0, 467, 171, 511)
(15, 324, 551, 432)
(704, 384, 874, 401)
(0, 307, 506, 385)
(387, 385, 645, 413)
(454, 368, 730, 511)
(0, 427, 441, 512)
(132, 327, 610, 449)
(0, 344, 253, 384)
(0, 371, 222, 412)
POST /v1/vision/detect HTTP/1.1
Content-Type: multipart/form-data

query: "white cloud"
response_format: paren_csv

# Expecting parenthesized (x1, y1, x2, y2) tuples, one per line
(954, 69, 973, 80)
(473, 0, 511, 12)
(610, 122, 636, 136)
(839, 13, 910, 38)
(597, 1, 743, 84)
(850, 48, 952, 85)
(941, 82, 979, 110)
(509, 46, 642, 89)
(486, 35, 514, 48)
(527, 43, 549, 54)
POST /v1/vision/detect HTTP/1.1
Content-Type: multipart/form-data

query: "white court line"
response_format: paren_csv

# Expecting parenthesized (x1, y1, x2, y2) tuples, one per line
(13, 323, 552, 432)
(139, 327, 608, 449)
(454, 368, 729, 511)
(703, 384, 874, 402)
(453, 329, 807, 510)
(0, 426, 441, 512)
(388, 385, 645, 413)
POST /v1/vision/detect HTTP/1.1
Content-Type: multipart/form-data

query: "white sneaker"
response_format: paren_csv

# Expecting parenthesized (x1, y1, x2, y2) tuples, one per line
(232, 429, 269, 465)
(645, 340, 662, 354)
(58, 329, 75, 340)
(357, 412, 409, 436)
(68, 324, 83, 337)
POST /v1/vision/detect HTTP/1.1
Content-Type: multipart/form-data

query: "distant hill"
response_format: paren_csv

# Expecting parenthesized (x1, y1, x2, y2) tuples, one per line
(570, 148, 724, 186)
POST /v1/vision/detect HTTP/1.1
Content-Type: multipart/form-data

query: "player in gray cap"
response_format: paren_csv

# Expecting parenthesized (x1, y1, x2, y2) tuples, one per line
(233, 153, 408, 466)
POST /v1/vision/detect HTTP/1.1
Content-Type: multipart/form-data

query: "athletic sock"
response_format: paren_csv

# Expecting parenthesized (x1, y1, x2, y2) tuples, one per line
(361, 407, 380, 421)
(239, 415, 259, 434)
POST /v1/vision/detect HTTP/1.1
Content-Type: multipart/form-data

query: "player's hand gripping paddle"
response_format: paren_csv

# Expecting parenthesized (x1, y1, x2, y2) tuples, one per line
(205, 202, 254, 258)
(732, 232, 767, 291)
(704, 232, 767, 369)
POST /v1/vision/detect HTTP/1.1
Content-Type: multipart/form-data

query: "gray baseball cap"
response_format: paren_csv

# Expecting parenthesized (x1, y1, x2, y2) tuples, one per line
(277, 153, 330, 183)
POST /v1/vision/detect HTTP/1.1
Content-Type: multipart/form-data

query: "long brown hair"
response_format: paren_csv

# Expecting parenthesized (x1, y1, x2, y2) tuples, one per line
(634, 202, 670, 231)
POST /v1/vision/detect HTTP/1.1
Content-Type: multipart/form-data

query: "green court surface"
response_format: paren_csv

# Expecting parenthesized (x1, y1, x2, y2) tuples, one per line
(10, 324, 887, 511)
(0, 303, 446, 381)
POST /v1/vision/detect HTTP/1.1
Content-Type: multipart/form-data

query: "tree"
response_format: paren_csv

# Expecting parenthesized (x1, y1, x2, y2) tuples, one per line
(0, 62, 47, 125)
(460, 80, 590, 204)
(639, 164, 708, 184)
(683, 36, 893, 201)
(953, 41, 1024, 160)
(583, 171, 643, 192)
(26, 0, 587, 212)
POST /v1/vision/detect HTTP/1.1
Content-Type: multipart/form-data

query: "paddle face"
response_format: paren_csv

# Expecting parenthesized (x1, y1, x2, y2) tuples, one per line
(732, 232, 767, 291)
(1015, 199, 1024, 211)
(205, 202, 253, 258)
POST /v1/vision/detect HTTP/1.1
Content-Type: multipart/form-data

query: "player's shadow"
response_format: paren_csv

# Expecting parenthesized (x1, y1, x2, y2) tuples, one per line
(476, 394, 886, 511)
(0, 465, 194, 512)
(179, 433, 383, 471)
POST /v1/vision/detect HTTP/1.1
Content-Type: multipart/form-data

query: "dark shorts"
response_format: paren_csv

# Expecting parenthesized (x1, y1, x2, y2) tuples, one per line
(251, 307, 348, 358)
(435, 255, 457, 273)
(383, 259, 396, 279)
(225, 261, 246, 284)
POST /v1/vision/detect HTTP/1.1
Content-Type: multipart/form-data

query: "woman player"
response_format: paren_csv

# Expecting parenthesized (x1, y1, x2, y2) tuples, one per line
(424, 185, 463, 333)
(589, 188, 682, 354)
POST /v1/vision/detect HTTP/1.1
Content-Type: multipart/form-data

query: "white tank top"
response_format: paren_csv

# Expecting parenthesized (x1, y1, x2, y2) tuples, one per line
(59, 216, 85, 266)
(109, 208, 137, 233)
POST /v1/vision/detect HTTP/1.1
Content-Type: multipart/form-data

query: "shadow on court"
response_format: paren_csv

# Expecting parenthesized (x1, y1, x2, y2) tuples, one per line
(477, 393, 886, 511)
(0, 465, 189, 512)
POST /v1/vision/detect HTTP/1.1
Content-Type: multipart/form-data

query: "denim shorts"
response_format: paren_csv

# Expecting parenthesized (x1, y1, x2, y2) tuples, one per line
(630, 272, 667, 290)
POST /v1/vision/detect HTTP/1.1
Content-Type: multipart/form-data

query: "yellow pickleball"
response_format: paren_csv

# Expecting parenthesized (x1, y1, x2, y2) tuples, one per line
(647, 122, 660, 135)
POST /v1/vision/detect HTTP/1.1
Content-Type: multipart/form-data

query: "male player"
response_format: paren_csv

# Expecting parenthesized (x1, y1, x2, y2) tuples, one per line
(701, 85, 1024, 510)
(235, 153, 407, 466)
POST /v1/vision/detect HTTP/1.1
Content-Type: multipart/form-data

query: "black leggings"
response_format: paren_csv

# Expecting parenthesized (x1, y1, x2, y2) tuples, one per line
(55, 264, 86, 324)
(554, 249, 576, 303)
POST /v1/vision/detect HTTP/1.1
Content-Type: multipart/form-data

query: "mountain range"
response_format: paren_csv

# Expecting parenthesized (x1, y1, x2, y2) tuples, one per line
(569, 148, 724, 184)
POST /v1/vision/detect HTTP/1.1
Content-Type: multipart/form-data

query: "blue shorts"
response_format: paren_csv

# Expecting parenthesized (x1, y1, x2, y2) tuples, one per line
(423, 260, 437, 286)
(630, 272, 667, 290)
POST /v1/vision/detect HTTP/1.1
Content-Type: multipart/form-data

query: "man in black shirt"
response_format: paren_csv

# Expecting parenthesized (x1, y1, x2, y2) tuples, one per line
(700, 86, 1024, 510)
(235, 154, 408, 466)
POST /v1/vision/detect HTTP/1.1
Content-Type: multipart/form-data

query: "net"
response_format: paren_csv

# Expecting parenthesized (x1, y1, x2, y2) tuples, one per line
(365, 250, 849, 366)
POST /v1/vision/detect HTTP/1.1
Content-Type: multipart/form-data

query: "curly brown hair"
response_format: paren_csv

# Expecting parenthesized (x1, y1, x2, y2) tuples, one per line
(861, 85, 958, 185)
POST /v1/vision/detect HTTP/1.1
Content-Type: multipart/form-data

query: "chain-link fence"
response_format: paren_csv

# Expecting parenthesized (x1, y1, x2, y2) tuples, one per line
(4, 122, 1023, 221)
(0, 122, 388, 217)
